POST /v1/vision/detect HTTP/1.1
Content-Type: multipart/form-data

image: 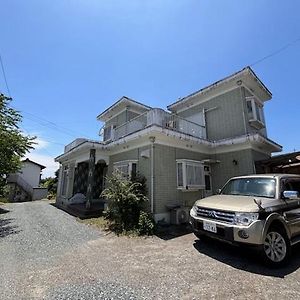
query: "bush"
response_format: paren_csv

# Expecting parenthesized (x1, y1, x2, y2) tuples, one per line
(101, 171, 154, 235)
(137, 211, 155, 235)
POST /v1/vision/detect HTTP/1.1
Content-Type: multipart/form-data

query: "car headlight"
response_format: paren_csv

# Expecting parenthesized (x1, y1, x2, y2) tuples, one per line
(190, 205, 198, 218)
(234, 213, 259, 226)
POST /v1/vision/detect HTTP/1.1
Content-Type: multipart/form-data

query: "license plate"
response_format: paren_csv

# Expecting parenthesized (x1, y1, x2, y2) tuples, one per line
(203, 221, 217, 233)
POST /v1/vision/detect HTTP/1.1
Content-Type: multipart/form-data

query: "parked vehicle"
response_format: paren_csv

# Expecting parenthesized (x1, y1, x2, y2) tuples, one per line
(190, 174, 300, 266)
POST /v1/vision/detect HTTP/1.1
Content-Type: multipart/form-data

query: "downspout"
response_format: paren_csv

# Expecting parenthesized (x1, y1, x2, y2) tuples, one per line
(149, 136, 155, 214)
(240, 86, 248, 135)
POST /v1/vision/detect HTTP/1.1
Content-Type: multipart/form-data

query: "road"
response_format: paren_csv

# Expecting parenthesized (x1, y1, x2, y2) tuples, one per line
(1, 201, 300, 299)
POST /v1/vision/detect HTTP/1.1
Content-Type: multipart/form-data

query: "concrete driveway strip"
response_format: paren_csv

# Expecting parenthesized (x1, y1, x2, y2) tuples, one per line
(1, 201, 300, 300)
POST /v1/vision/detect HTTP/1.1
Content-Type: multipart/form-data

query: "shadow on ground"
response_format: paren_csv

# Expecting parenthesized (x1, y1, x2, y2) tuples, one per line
(0, 208, 20, 238)
(156, 224, 192, 240)
(193, 236, 300, 278)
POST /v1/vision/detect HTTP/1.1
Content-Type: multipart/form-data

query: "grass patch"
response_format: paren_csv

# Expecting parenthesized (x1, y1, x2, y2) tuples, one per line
(0, 197, 10, 205)
(78, 216, 109, 231)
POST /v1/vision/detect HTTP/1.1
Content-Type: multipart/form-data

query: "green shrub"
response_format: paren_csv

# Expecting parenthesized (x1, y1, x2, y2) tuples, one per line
(101, 171, 154, 235)
(137, 211, 155, 235)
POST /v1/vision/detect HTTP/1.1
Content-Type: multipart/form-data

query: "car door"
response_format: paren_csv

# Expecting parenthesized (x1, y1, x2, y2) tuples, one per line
(281, 178, 300, 238)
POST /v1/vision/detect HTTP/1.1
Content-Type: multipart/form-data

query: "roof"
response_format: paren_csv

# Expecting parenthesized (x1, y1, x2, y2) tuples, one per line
(167, 66, 272, 112)
(256, 151, 300, 169)
(22, 158, 46, 170)
(231, 173, 300, 180)
(97, 96, 152, 122)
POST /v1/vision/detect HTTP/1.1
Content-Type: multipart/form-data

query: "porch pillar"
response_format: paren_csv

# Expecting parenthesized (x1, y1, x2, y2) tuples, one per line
(86, 148, 96, 209)
(66, 162, 75, 199)
(56, 166, 63, 198)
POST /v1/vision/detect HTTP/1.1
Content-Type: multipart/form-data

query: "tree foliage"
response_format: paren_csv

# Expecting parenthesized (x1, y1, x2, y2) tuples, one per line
(101, 171, 155, 235)
(0, 94, 36, 194)
(40, 169, 59, 198)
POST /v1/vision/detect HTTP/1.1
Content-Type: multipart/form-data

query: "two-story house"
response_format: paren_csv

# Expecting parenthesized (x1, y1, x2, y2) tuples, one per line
(55, 67, 282, 223)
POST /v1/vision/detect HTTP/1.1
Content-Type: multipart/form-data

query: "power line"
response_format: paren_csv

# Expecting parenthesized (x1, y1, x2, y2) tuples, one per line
(0, 53, 11, 97)
(250, 37, 300, 67)
(9, 103, 93, 139)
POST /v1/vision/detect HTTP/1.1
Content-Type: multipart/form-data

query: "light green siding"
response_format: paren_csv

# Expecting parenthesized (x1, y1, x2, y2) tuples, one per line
(242, 87, 267, 137)
(178, 88, 246, 140)
(105, 111, 127, 128)
(211, 149, 257, 191)
(153, 144, 208, 214)
(107, 147, 152, 209)
(106, 145, 271, 217)
(105, 110, 140, 128)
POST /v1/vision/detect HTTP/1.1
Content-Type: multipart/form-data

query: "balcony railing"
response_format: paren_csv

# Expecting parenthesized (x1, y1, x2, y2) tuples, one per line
(111, 108, 206, 141)
(64, 138, 88, 153)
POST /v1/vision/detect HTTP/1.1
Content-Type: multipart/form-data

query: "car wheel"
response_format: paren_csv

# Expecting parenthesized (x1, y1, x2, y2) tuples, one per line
(262, 227, 290, 266)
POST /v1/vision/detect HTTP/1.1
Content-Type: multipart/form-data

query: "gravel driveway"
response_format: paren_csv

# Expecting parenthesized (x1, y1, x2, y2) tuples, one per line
(1, 201, 300, 299)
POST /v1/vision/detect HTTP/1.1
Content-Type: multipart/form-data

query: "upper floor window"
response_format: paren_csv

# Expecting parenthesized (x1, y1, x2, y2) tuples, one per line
(103, 125, 116, 142)
(176, 160, 205, 190)
(113, 160, 137, 179)
(246, 96, 265, 129)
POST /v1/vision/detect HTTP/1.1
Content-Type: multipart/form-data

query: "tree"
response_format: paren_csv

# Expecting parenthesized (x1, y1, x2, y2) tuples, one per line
(40, 169, 59, 198)
(0, 94, 35, 195)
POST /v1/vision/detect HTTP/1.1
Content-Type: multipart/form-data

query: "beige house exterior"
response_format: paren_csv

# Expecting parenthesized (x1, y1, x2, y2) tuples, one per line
(55, 67, 281, 223)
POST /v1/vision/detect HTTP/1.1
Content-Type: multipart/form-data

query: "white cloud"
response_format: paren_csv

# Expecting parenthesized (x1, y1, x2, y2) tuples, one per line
(26, 152, 59, 178)
(33, 137, 50, 150)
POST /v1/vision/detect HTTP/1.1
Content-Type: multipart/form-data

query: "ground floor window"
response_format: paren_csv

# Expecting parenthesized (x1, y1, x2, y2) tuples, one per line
(113, 160, 138, 179)
(176, 159, 205, 190)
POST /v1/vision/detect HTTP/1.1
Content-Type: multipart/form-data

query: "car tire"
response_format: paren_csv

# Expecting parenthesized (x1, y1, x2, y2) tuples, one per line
(261, 226, 291, 267)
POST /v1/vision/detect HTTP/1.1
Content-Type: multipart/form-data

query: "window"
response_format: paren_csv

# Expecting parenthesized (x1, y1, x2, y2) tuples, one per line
(221, 177, 276, 198)
(246, 96, 265, 129)
(114, 160, 137, 179)
(176, 160, 205, 190)
(103, 125, 116, 141)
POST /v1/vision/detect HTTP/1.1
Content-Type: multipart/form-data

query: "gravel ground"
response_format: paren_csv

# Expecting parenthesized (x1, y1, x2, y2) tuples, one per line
(1, 201, 300, 299)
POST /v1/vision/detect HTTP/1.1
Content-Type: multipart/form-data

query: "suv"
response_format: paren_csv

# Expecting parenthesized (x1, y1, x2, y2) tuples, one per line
(190, 174, 300, 266)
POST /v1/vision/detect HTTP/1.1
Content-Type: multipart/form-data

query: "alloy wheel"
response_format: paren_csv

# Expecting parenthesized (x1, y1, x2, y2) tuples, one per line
(263, 231, 287, 263)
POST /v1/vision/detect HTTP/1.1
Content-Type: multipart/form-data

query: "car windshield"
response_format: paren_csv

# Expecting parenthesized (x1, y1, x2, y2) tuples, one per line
(221, 177, 276, 198)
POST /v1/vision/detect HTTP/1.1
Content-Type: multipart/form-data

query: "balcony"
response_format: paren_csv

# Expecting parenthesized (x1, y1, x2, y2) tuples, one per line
(64, 138, 88, 153)
(103, 108, 206, 142)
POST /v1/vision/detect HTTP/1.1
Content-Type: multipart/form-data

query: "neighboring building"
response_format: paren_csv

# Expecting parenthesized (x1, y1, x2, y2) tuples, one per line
(55, 67, 282, 223)
(7, 158, 48, 202)
(256, 151, 300, 175)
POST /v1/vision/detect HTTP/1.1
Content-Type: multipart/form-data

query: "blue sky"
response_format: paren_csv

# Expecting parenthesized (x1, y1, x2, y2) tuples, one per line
(1, 0, 299, 177)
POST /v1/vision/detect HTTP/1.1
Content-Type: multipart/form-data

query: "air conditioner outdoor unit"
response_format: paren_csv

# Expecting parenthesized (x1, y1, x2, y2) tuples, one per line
(170, 207, 190, 225)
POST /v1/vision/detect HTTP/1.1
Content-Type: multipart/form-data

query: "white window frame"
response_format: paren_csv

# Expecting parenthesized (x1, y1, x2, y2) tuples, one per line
(103, 125, 116, 142)
(176, 159, 205, 191)
(246, 96, 265, 129)
(113, 160, 138, 179)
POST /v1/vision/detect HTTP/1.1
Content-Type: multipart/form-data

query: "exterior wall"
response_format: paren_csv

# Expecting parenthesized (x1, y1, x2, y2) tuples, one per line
(32, 188, 48, 200)
(178, 88, 246, 141)
(177, 87, 268, 141)
(107, 146, 152, 208)
(211, 149, 256, 191)
(105, 110, 140, 129)
(153, 144, 209, 217)
(105, 110, 127, 128)
(19, 162, 41, 187)
(242, 88, 267, 137)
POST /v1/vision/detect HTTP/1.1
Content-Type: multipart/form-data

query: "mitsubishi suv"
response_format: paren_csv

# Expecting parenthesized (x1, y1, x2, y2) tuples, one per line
(190, 174, 300, 266)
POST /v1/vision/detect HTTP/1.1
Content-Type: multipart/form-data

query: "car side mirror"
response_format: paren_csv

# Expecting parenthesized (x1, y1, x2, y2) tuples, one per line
(283, 190, 299, 200)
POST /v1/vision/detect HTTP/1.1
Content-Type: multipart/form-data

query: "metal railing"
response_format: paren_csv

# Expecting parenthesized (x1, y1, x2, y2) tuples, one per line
(112, 108, 206, 141)
(64, 138, 88, 153)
